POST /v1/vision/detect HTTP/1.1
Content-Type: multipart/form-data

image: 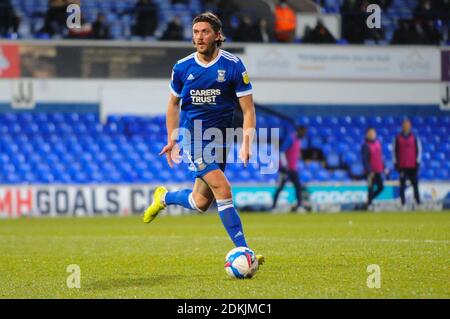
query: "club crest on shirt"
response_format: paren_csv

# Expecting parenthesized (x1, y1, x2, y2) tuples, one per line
(217, 69, 226, 83)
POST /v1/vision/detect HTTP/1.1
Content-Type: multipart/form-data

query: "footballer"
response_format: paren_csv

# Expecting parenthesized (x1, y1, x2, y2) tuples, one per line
(143, 12, 264, 266)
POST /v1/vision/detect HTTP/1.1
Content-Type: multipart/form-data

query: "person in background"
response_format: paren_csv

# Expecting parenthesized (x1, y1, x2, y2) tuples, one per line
(132, 0, 159, 38)
(361, 128, 385, 209)
(67, 12, 92, 39)
(274, 0, 297, 42)
(160, 16, 184, 41)
(257, 18, 271, 43)
(216, 0, 239, 40)
(91, 13, 111, 39)
(0, 0, 20, 37)
(233, 16, 260, 42)
(272, 125, 307, 212)
(413, 0, 434, 22)
(302, 20, 336, 44)
(393, 119, 422, 207)
(40, 0, 67, 37)
(391, 19, 416, 44)
(340, 0, 367, 44)
(372, 0, 392, 10)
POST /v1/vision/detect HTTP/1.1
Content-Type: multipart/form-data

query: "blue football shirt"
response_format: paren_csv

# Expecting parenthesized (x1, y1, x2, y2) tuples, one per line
(170, 49, 253, 139)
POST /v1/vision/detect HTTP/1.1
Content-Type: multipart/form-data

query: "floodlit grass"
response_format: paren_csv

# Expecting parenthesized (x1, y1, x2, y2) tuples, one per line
(0, 211, 449, 298)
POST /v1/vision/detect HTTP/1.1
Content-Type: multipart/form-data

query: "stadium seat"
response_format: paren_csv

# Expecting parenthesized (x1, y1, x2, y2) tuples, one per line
(326, 152, 340, 169)
(349, 164, 365, 179)
(331, 169, 350, 182)
(0, 112, 448, 185)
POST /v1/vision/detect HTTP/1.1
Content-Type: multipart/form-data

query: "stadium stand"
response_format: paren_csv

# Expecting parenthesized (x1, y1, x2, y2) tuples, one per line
(0, 112, 448, 185)
(1, 0, 449, 44)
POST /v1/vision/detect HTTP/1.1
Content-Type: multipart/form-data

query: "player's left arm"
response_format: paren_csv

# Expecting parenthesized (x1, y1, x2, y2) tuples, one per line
(238, 94, 256, 167)
(416, 135, 422, 169)
(234, 58, 255, 167)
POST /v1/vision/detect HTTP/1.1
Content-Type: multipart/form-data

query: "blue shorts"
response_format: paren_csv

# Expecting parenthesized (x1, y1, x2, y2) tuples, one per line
(183, 144, 229, 179)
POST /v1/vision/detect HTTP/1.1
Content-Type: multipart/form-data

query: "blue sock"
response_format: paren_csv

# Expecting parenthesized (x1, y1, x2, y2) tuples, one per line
(164, 189, 195, 210)
(217, 199, 248, 247)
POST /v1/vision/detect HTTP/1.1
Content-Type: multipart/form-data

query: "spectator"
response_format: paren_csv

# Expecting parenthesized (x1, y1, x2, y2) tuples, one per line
(160, 16, 184, 41)
(216, 0, 239, 40)
(201, 0, 217, 12)
(257, 18, 272, 43)
(414, 0, 449, 43)
(303, 21, 336, 44)
(40, 0, 68, 36)
(91, 13, 111, 39)
(67, 13, 92, 39)
(341, 0, 367, 44)
(340, 0, 385, 43)
(393, 119, 422, 207)
(412, 17, 442, 44)
(414, 0, 434, 21)
(391, 18, 441, 45)
(422, 20, 442, 44)
(233, 16, 260, 42)
(435, 0, 450, 19)
(274, 0, 297, 42)
(391, 19, 417, 44)
(372, 0, 392, 10)
(272, 125, 308, 212)
(133, 0, 159, 38)
(361, 128, 385, 209)
(0, 0, 20, 37)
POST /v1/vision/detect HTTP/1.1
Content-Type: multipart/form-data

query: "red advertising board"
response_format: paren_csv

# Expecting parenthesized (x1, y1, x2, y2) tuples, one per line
(0, 44, 20, 78)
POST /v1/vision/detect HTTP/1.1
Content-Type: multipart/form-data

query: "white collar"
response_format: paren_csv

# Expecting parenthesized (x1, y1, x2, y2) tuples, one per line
(194, 49, 222, 68)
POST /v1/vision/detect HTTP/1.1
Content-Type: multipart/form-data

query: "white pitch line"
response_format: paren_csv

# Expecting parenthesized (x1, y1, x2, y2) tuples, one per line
(0, 235, 448, 245)
(251, 237, 450, 245)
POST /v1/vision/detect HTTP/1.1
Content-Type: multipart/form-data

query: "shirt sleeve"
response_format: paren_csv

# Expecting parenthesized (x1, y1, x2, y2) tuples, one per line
(416, 135, 422, 164)
(392, 136, 398, 164)
(234, 58, 253, 98)
(169, 63, 183, 97)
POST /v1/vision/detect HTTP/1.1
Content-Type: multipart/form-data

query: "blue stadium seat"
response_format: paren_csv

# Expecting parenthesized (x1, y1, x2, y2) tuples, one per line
(349, 164, 365, 178)
(331, 169, 350, 182)
(315, 170, 331, 182)
(326, 152, 340, 169)
(0, 112, 448, 185)
(341, 151, 359, 166)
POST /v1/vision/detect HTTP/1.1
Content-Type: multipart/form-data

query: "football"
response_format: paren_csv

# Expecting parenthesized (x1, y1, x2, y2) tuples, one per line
(224, 247, 259, 279)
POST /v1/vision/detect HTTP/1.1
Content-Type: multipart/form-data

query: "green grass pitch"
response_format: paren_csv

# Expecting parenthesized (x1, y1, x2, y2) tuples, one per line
(0, 212, 449, 299)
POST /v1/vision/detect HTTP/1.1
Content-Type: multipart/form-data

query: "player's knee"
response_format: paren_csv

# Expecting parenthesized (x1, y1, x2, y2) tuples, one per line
(191, 192, 212, 213)
(196, 197, 212, 212)
(210, 182, 232, 199)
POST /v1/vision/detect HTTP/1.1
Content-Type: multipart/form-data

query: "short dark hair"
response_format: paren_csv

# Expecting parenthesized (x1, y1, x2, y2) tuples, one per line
(192, 12, 225, 47)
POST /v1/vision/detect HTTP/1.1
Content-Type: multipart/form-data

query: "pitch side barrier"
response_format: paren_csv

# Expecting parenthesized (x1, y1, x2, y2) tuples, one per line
(0, 182, 448, 218)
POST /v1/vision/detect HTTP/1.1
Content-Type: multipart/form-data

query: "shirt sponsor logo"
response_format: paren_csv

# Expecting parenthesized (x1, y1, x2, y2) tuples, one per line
(190, 89, 221, 105)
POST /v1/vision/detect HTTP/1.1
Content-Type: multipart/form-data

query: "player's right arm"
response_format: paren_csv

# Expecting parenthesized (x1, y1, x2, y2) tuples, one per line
(159, 64, 184, 167)
(159, 93, 181, 168)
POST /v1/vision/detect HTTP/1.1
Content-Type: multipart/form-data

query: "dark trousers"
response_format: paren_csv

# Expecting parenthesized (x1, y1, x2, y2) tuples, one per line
(367, 173, 384, 205)
(273, 169, 302, 209)
(399, 168, 421, 205)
